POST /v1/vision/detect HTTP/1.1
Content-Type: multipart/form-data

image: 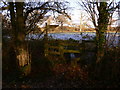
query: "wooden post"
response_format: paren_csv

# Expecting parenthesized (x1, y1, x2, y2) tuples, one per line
(59, 42, 65, 60)
(44, 23, 49, 57)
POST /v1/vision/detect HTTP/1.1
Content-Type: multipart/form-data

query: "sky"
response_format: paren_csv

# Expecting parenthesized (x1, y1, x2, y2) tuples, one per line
(65, 0, 94, 27)
(66, 0, 120, 27)
(66, 0, 81, 24)
(1, 0, 120, 27)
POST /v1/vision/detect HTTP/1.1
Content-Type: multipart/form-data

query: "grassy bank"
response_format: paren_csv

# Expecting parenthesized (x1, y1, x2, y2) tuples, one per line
(2, 38, 120, 88)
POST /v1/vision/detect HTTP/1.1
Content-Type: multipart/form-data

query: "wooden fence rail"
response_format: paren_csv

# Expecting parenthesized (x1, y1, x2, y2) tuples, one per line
(44, 40, 82, 58)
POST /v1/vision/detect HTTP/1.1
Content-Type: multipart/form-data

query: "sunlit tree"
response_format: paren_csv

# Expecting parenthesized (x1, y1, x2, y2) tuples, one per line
(56, 14, 70, 30)
(1, 0, 70, 76)
(78, 0, 119, 63)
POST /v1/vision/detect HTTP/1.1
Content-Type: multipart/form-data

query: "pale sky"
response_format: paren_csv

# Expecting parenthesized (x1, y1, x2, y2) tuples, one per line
(66, 0, 120, 27)
(66, 0, 94, 27)
(40, 0, 120, 27)
(1, 0, 120, 27)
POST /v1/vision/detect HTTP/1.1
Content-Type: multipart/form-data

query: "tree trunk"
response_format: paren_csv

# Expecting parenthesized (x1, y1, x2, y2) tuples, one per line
(96, 2, 109, 63)
(9, 2, 31, 76)
(15, 39, 31, 76)
(61, 22, 63, 32)
(44, 23, 48, 57)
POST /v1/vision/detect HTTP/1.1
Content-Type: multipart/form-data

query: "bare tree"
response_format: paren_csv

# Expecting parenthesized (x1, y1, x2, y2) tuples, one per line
(118, 1, 120, 27)
(56, 14, 70, 30)
(78, 0, 119, 63)
(1, 0, 70, 76)
(79, 12, 91, 32)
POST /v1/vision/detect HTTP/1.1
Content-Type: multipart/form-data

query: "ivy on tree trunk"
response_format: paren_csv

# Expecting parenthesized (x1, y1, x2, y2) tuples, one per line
(96, 2, 109, 63)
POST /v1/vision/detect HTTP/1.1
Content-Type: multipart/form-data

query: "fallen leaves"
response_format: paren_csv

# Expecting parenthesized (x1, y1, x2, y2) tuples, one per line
(52, 63, 88, 81)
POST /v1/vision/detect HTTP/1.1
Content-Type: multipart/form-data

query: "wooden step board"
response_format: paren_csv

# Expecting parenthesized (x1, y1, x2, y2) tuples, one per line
(45, 41, 82, 57)
(48, 51, 61, 55)
(63, 50, 80, 53)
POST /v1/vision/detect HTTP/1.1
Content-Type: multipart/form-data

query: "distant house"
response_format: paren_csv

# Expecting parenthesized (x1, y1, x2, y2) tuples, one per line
(47, 25, 59, 28)
(47, 25, 59, 32)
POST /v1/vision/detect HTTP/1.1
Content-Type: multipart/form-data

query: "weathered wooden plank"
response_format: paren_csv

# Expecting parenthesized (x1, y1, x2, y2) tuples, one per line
(63, 50, 80, 53)
(48, 51, 61, 55)
(59, 43, 79, 46)
(49, 46, 60, 49)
